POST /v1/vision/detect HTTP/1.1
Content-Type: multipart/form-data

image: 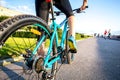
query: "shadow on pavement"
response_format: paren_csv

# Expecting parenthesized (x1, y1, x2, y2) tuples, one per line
(0, 63, 24, 80)
(96, 38, 120, 80)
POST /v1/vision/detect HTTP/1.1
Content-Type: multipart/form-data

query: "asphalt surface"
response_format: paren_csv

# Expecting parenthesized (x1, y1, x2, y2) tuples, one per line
(0, 37, 120, 80)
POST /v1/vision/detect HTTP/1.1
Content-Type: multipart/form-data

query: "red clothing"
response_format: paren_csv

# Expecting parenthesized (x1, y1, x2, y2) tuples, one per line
(104, 30, 107, 35)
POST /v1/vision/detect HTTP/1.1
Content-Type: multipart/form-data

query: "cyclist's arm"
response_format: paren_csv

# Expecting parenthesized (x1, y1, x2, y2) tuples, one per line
(80, 0, 88, 10)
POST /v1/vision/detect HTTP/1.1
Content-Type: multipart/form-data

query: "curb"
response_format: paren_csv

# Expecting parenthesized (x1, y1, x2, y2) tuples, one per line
(0, 56, 24, 66)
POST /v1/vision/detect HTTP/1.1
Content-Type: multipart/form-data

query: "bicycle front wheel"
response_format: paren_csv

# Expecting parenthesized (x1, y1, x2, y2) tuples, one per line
(0, 14, 57, 80)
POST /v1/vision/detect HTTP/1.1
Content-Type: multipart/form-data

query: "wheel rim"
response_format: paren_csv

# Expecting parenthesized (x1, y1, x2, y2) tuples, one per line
(0, 24, 50, 80)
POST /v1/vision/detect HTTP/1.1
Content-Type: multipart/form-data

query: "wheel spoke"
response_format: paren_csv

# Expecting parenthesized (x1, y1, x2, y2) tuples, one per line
(0, 14, 52, 80)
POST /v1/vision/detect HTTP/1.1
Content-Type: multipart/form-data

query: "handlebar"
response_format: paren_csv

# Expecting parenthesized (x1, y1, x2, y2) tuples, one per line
(54, 6, 88, 16)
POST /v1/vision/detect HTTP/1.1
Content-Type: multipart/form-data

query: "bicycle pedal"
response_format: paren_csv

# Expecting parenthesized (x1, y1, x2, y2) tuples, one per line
(69, 49, 77, 53)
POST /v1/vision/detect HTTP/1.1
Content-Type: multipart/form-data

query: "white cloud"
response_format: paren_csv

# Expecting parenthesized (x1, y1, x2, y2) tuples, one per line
(18, 6, 30, 11)
(0, 0, 7, 6)
(12, 5, 34, 14)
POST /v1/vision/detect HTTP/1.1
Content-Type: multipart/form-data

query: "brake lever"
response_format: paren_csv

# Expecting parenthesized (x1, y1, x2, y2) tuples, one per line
(76, 8, 81, 13)
(76, 6, 88, 13)
(86, 6, 88, 8)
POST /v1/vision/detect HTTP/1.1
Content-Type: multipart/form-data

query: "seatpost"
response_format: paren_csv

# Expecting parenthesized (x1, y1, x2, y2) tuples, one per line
(50, 0, 56, 20)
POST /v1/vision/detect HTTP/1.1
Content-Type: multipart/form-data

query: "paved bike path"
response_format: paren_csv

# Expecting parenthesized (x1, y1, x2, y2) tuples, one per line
(0, 37, 120, 80)
(56, 38, 120, 80)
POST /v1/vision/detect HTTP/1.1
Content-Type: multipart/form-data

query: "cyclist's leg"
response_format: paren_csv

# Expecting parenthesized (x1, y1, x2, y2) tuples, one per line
(68, 16, 77, 53)
(37, 42, 45, 57)
(35, 0, 50, 22)
(35, 0, 50, 57)
(68, 16, 75, 37)
(54, 0, 77, 53)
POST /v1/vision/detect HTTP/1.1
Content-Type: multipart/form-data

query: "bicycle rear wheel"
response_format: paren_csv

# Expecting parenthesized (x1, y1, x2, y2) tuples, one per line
(65, 31, 74, 64)
(0, 14, 57, 80)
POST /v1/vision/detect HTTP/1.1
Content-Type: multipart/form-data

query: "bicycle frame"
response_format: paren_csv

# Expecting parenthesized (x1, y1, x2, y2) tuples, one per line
(33, 18, 69, 69)
(31, 0, 69, 69)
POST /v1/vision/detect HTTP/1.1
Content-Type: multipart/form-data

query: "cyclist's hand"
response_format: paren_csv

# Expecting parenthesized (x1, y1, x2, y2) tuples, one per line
(80, 0, 88, 10)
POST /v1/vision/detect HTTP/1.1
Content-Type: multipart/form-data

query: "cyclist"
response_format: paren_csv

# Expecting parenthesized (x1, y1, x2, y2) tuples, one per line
(104, 29, 107, 39)
(35, 0, 88, 56)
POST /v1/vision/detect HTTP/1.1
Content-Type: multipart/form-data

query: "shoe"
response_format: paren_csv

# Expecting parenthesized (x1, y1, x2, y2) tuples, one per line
(68, 36, 77, 53)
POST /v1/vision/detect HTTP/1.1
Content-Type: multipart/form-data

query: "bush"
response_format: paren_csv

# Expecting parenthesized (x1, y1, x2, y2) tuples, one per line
(76, 33, 91, 40)
(0, 15, 10, 22)
(75, 33, 81, 40)
(80, 33, 85, 38)
(12, 31, 37, 38)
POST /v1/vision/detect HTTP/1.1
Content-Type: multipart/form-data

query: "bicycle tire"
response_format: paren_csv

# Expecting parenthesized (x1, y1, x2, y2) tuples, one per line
(0, 14, 57, 80)
(65, 31, 74, 64)
(0, 15, 51, 42)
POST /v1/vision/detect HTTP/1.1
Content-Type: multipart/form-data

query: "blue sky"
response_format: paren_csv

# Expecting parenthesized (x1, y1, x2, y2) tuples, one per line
(0, 0, 120, 35)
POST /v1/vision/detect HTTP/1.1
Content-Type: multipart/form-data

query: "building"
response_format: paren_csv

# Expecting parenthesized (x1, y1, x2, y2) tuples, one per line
(0, 6, 22, 16)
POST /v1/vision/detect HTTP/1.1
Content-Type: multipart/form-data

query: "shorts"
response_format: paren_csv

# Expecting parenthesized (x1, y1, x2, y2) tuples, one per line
(35, 0, 74, 22)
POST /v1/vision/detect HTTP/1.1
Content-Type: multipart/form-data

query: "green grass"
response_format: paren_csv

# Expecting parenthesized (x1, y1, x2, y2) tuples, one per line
(0, 36, 90, 60)
(0, 37, 37, 60)
(0, 37, 52, 60)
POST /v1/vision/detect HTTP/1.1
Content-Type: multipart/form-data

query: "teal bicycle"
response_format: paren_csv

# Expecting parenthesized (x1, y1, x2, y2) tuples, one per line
(0, 0, 87, 79)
